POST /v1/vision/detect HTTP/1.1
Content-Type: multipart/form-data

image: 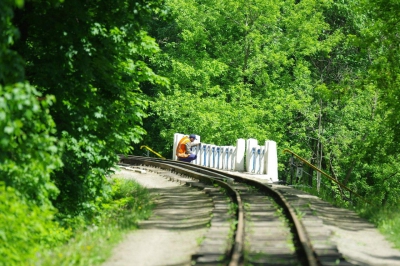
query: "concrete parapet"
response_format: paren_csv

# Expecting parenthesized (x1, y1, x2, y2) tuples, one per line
(265, 140, 278, 182)
(172, 133, 277, 181)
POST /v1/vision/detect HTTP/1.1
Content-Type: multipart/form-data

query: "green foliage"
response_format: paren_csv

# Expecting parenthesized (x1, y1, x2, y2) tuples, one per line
(144, 0, 400, 207)
(104, 177, 154, 214)
(0, 2, 68, 264)
(356, 0, 400, 143)
(36, 177, 153, 266)
(11, 0, 168, 217)
(0, 182, 70, 266)
(0, 0, 24, 85)
(359, 204, 400, 249)
(145, 0, 348, 174)
(0, 176, 152, 266)
(1, 1, 163, 263)
(0, 83, 62, 205)
(145, 0, 334, 155)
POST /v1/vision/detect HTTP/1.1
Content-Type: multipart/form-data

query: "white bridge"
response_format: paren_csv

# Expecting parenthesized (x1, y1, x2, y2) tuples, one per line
(173, 133, 278, 182)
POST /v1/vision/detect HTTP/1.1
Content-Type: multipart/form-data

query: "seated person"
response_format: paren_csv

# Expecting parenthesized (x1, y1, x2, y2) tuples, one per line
(176, 134, 200, 162)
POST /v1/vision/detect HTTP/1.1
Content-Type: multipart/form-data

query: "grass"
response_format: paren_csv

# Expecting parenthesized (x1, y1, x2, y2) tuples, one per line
(358, 205, 400, 250)
(292, 183, 400, 250)
(34, 177, 154, 265)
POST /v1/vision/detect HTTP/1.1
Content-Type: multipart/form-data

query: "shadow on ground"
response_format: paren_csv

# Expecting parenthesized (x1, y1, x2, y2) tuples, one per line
(139, 186, 213, 231)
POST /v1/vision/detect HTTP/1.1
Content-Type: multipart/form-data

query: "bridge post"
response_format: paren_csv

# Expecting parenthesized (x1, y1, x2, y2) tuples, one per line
(235, 139, 245, 171)
(173, 133, 184, 160)
(228, 146, 235, 171)
(200, 145, 207, 167)
(216, 146, 224, 170)
(208, 146, 212, 167)
(265, 140, 278, 182)
(246, 139, 258, 173)
(191, 135, 201, 165)
(257, 146, 266, 174)
(192, 145, 200, 165)
(210, 145, 216, 168)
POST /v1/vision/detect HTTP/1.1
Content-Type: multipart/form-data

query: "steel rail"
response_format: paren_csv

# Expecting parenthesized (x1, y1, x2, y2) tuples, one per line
(119, 155, 318, 266)
(119, 155, 245, 265)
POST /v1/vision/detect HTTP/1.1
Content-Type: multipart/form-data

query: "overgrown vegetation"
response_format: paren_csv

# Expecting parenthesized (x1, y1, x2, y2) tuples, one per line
(1, 177, 153, 265)
(1, 0, 161, 264)
(359, 206, 400, 250)
(0, 182, 70, 265)
(35, 177, 153, 266)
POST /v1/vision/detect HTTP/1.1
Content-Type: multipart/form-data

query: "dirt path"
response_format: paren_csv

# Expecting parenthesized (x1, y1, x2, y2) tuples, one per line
(102, 168, 213, 266)
(317, 201, 400, 265)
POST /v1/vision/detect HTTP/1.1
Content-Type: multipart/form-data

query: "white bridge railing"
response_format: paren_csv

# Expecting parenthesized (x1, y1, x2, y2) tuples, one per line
(173, 133, 278, 182)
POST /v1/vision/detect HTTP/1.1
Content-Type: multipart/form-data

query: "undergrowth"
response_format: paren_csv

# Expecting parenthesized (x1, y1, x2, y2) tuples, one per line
(0, 177, 153, 266)
(358, 205, 400, 250)
(292, 184, 400, 250)
(35, 177, 154, 265)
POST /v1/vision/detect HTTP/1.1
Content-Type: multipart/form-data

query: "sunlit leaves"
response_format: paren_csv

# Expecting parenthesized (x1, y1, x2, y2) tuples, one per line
(144, 0, 400, 205)
(0, 183, 70, 265)
(0, 83, 62, 205)
(10, 0, 167, 216)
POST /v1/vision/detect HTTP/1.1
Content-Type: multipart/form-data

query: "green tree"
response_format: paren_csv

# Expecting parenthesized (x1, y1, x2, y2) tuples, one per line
(144, 0, 400, 205)
(1, 0, 63, 206)
(144, 0, 341, 157)
(0, 84, 62, 206)
(1, 1, 69, 264)
(349, 0, 400, 204)
(12, 0, 167, 217)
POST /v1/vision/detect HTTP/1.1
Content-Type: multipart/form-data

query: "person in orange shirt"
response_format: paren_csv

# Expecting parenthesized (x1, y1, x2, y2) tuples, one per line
(176, 134, 199, 162)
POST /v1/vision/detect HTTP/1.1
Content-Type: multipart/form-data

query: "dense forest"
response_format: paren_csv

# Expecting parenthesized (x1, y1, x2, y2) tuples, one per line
(1, 0, 400, 263)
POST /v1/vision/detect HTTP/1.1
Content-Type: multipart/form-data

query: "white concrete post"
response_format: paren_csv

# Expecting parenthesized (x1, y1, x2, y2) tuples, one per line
(216, 146, 224, 169)
(263, 141, 268, 174)
(190, 135, 201, 165)
(246, 138, 258, 173)
(192, 144, 200, 165)
(200, 144, 207, 167)
(250, 145, 261, 174)
(235, 139, 245, 171)
(215, 146, 220, 169)
(221, 146, 229, 170)
(198, 144, 204, 166)
(221, 146, 226, 170)
(229, 146, 235, 170)
(265, 140, 278, 182)
(258, 145, 266, 174)
(205, 145, 211, 167)
(210, 145, 217, 168)
(254, 145, 262, 174)
(173, 133, 184, 160)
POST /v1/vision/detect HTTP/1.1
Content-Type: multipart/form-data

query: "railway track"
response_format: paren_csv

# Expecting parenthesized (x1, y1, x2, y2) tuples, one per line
(119, 155, 352, 266)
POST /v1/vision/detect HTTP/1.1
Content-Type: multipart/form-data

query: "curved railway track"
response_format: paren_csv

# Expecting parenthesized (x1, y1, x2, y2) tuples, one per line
(119, 155, 351, 266)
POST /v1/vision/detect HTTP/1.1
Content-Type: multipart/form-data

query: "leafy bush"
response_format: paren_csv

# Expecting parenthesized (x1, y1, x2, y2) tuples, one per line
(0, 183, 70, 266)
(0, 82, 66, 265)
(0, 83, 63, 206)
(36, 177, 153, 265)
(11, 0, 168, 219)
